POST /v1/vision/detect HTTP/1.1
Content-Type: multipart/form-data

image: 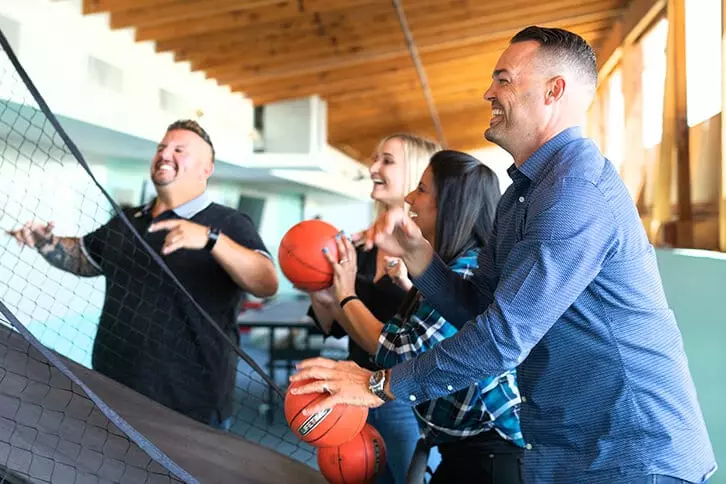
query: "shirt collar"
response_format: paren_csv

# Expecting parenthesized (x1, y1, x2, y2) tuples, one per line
(509, 126, 584, 183)
(135, 191, 212, 219)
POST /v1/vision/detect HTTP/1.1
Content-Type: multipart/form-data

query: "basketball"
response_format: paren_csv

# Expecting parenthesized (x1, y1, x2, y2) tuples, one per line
(278, 219, 340, 291)
(317, 424, 387, 484)
(284, 379, 368, 448)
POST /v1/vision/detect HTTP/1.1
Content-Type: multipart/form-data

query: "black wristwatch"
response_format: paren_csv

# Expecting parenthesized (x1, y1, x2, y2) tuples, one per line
(369, 370, 393, 403)
(205, 227, 221, 252)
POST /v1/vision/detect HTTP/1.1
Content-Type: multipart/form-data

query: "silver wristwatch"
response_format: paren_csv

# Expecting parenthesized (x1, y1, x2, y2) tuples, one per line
(369, 370, 393, 402)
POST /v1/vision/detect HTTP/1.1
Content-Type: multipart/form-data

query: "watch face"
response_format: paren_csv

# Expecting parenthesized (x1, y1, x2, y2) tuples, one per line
(369, 373, 376, 386)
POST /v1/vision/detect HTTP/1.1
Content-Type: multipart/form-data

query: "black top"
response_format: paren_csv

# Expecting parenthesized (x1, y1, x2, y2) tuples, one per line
(307, 246, 407, 371)
(82, 202, 269, 424)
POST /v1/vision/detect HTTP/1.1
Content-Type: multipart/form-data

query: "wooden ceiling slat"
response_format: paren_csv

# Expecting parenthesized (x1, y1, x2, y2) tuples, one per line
(235, 23, 610, 101)
(110, 0, 288, 30)
(207, 3, 621, 85)
(133, 0, 392, 42)
(245, 57, 496, 105)
(139, 0, 603, 46)
(84, 0, 174, 15)
(329, 106, 496, 156)
(158, 0, 553, 57)
(175, 0, 615, 70)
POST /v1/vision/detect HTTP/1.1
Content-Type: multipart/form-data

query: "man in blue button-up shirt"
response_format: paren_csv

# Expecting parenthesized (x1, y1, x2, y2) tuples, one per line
(291, 26, 717, 483)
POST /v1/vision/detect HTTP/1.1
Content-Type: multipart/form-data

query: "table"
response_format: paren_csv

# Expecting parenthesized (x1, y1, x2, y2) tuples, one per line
(237, 299, 323, 423)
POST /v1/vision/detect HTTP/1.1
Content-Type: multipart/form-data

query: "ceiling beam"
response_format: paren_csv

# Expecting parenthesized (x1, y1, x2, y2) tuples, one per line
(393, 0, 444, 147)
(595, 0, 665, 76)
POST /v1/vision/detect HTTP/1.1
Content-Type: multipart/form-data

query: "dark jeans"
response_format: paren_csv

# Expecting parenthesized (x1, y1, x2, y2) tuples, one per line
(429, 430, 523, 484)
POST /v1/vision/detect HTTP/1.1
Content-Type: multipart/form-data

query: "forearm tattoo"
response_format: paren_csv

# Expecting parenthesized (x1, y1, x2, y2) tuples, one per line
(38, 236, 102, 277)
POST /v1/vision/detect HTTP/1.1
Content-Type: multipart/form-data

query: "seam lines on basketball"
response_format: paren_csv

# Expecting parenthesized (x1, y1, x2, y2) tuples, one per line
(290, 393, 336, 440)
(280, 243, 334, 276)
(364, 432, 370, 480)
(308, 408, 347, 445)
(290, 393, 317, 424)
(338, 444, 346, 484)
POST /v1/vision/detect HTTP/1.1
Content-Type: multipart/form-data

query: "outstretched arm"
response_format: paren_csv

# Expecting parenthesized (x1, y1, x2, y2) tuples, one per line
(359, 207, 497, 327)
(7, 221, 102, 277)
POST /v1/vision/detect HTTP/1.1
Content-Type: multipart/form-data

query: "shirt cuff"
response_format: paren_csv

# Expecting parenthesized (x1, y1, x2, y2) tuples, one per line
(389, 359, 427, 406)
(410, 253, 450, 298)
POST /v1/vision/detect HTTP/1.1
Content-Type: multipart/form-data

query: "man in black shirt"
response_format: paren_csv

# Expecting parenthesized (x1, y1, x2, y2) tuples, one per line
(9, 119, 278, 429)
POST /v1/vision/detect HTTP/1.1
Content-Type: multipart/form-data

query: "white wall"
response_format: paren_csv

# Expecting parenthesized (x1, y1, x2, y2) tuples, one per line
(303, 193, 374, 236)
(0, 0, 254, 166)
(468, 145, 514, 194)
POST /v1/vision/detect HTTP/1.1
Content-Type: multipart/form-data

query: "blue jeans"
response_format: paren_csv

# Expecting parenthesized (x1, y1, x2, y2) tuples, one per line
(367, 400, 422, 484)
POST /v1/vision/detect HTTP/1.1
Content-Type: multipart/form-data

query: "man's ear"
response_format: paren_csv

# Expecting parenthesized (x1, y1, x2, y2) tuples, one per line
(545, 76, 566, 104)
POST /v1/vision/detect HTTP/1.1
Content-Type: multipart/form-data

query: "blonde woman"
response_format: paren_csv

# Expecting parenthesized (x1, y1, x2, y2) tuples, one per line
(305, 133, 439, 484)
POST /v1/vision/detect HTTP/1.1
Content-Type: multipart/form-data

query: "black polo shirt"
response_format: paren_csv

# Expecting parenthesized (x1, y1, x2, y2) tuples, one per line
(81, 193, 270, 424)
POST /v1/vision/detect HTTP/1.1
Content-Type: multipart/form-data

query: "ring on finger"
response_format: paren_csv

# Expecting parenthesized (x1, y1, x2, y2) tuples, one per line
(338, 258, 349, 264)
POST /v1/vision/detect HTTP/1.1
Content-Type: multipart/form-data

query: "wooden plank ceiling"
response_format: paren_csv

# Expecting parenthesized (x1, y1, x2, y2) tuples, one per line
(83, 0, 629, 163)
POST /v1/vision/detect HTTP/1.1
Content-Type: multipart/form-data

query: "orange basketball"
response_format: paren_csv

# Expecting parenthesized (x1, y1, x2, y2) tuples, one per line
(284, 379, 368, 447)
(278, 219, 340, 291)
(317, 424, 387, 484)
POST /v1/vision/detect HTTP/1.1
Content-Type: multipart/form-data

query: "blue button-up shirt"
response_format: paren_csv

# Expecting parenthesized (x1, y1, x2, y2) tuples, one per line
(389, 127, 717, 483)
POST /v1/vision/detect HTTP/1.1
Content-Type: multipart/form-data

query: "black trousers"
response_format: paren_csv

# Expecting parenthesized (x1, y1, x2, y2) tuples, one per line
(429, 430, 524, 484)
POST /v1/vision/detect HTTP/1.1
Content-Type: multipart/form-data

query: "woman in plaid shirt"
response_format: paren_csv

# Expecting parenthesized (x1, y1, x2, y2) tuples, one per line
(320, 150, 524, 483)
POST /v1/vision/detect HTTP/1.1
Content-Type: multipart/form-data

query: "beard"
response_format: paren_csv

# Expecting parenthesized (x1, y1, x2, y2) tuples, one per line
(151, 170, 177, 187)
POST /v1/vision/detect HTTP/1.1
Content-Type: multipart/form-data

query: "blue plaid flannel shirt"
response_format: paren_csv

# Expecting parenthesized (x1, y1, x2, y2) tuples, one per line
(375, 248, 524, 447)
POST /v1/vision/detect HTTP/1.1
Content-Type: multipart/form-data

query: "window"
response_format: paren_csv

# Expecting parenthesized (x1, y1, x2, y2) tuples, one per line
(685, 0, 722, 126)
(605, 69, 625, 171)
(641, 18, 668, 149)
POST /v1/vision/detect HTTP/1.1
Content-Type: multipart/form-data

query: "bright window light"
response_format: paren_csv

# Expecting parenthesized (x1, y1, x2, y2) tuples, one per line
(685, 0, 722, 126)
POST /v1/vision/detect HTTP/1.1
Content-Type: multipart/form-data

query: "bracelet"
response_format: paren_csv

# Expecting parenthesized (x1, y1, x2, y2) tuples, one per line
(339, 295, 360, 309)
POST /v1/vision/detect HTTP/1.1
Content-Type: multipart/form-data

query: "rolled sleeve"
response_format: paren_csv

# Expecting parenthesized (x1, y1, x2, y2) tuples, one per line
(389, 178, 617, 405)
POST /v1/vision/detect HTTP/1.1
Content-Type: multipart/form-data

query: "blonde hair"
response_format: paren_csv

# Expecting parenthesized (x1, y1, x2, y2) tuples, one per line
(372, 132, 441, 217)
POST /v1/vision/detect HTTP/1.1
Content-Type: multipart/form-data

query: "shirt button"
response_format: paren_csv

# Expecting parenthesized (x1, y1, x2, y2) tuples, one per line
(518, 196, 525, 203)
(525, 443, 533, 450)
(521, 396, 527, 403)
(409, 395, 416, 402)
(447, 385, 453, 391)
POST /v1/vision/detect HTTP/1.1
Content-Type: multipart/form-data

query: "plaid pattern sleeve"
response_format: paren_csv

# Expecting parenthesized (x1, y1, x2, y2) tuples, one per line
(375, 249, 524, 447)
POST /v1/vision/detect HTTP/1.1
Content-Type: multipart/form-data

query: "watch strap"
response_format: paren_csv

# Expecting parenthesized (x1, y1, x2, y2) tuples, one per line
(205, 227, 221, 251)
(369, 370, 393, 403)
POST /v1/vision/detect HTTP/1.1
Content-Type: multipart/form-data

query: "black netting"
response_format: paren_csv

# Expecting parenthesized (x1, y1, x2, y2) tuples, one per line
(0, 28, 321, 484)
